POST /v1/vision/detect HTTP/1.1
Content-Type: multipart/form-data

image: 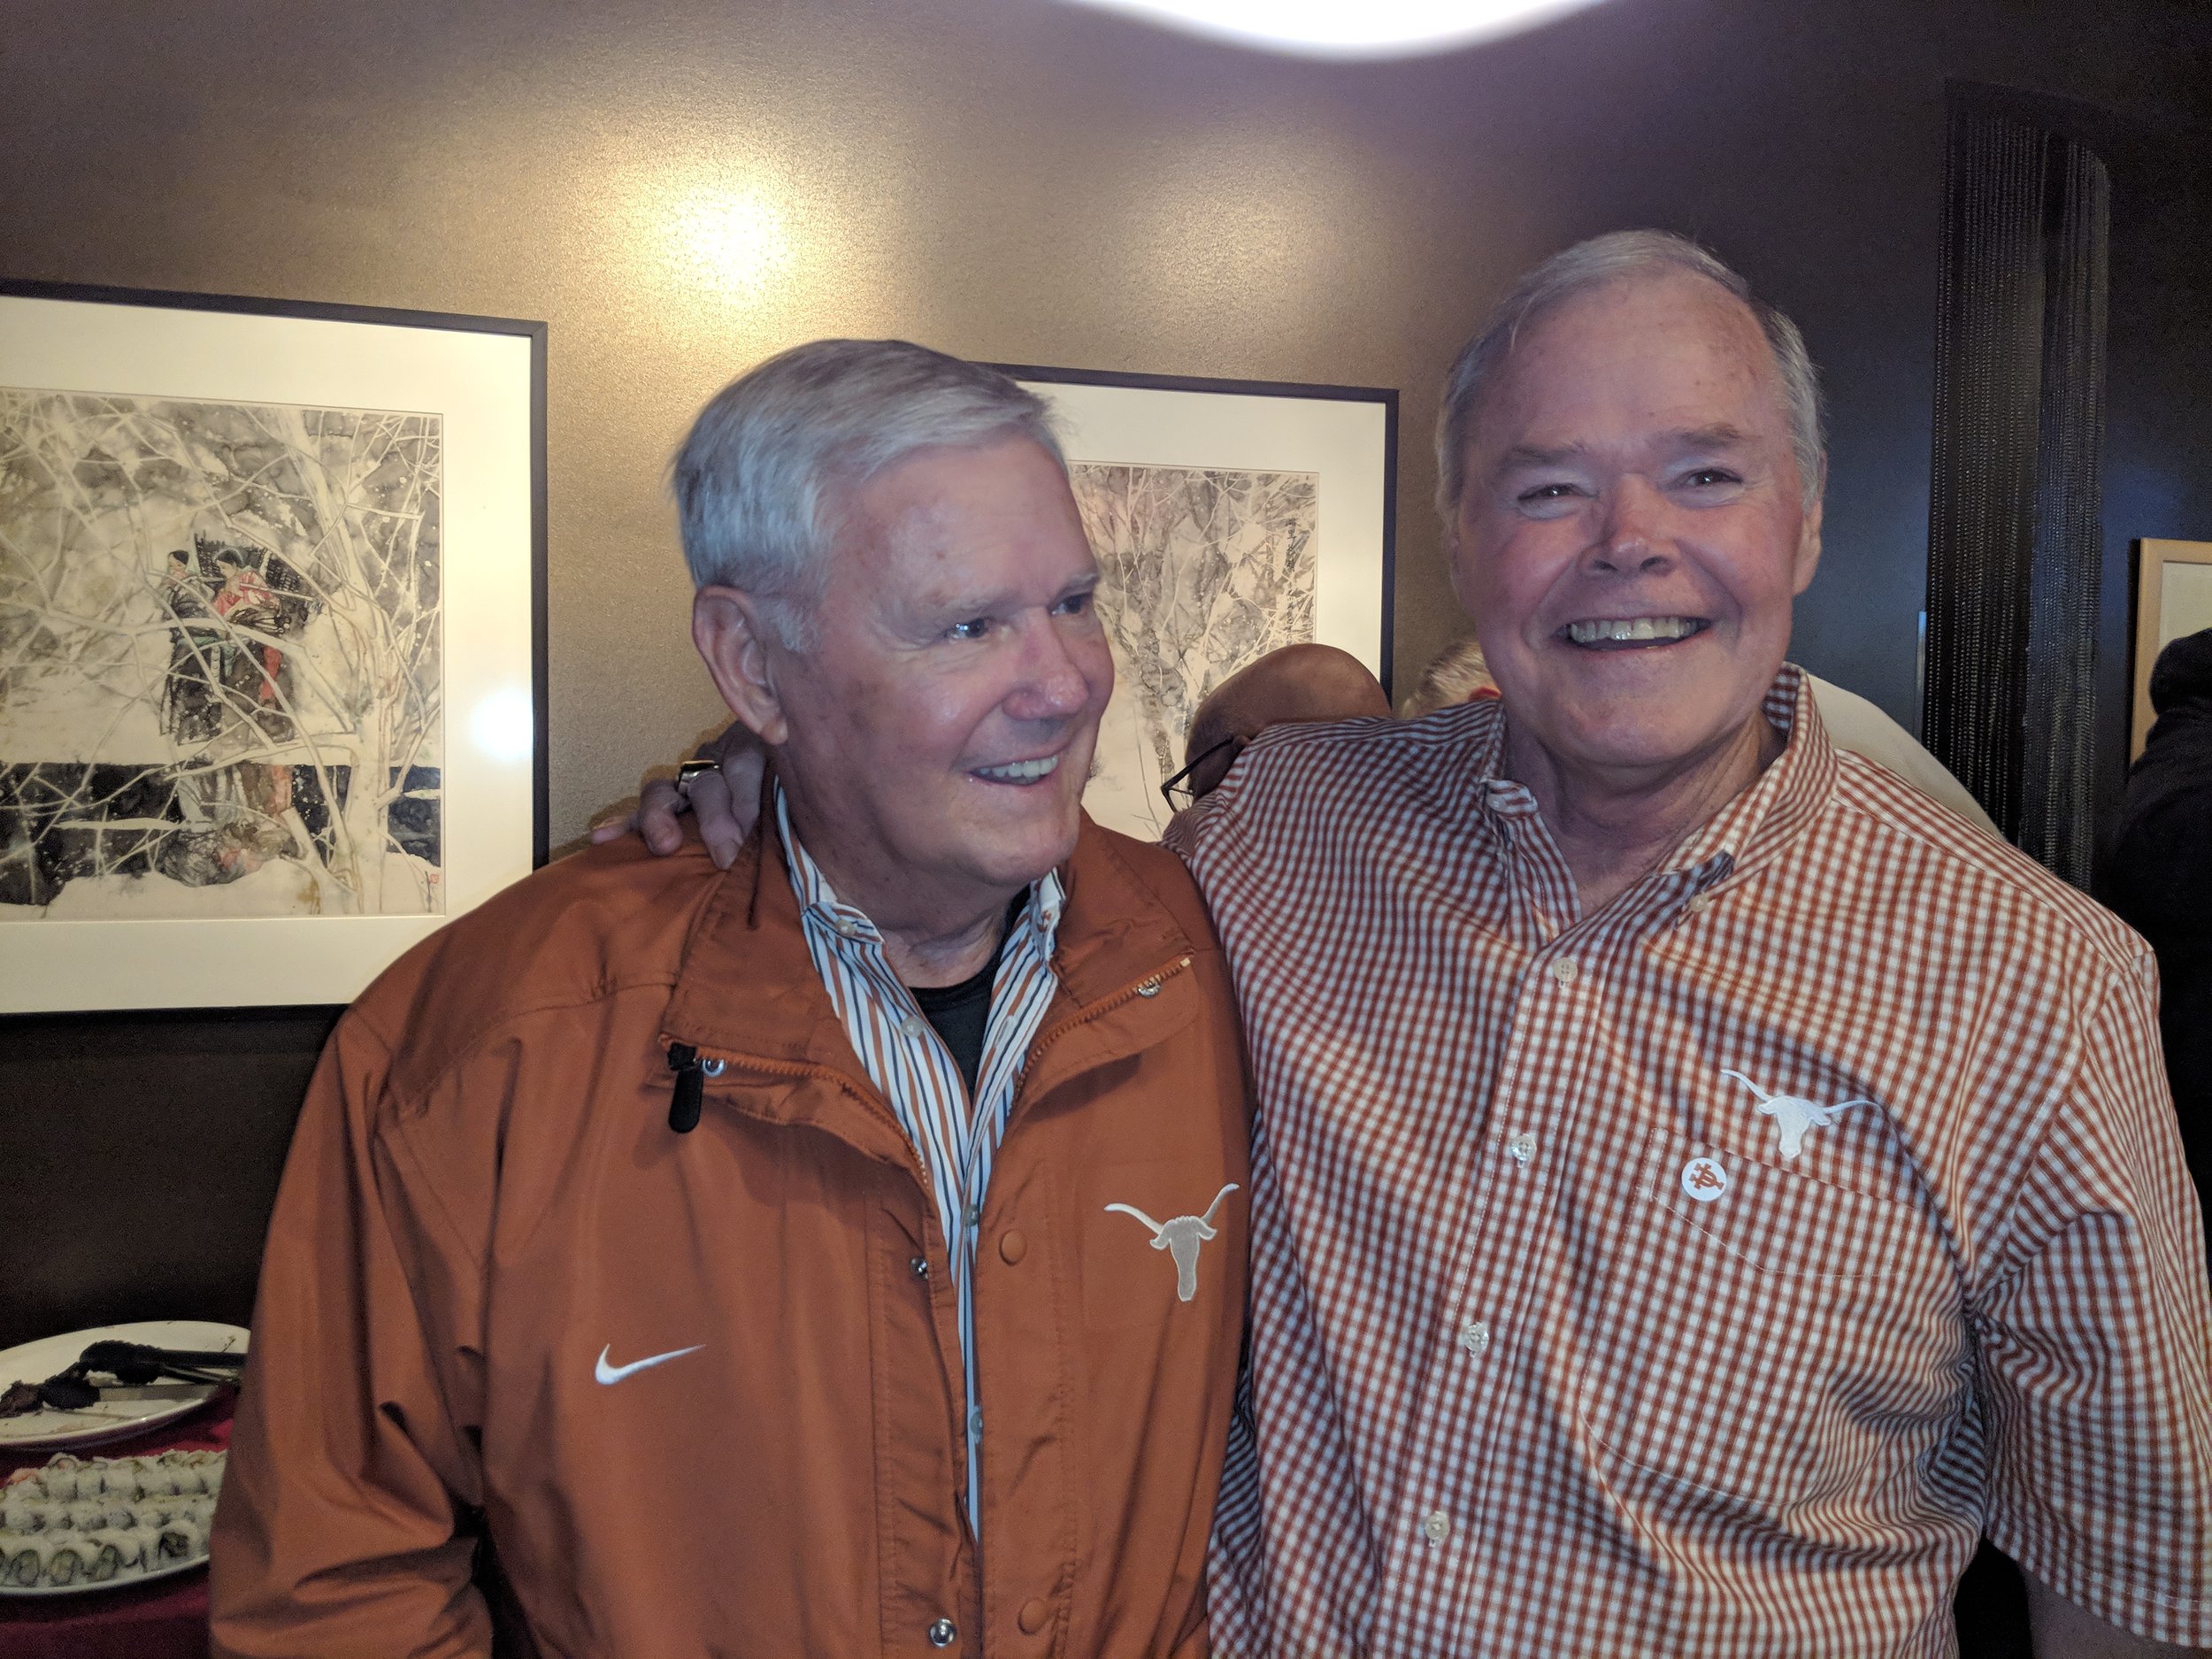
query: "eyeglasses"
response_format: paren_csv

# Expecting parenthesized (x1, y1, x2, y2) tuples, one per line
(1159, 734, 1248, 810)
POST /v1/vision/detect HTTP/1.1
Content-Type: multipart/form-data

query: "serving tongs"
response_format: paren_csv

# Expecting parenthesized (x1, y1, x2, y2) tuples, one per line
(0, 1340, 247, 1415)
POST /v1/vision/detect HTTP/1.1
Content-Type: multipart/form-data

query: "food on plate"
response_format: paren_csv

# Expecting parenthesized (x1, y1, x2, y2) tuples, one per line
(0, 1449, 223, 1589)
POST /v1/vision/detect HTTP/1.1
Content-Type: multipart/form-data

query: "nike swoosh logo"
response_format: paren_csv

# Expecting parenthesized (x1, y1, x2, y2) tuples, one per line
(594, 1343, 704, 1386)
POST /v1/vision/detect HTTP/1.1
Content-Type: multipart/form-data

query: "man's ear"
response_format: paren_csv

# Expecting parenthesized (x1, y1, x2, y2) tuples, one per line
(693, 587, 794, 746)
(1445, 512, 1482, 618)
(1792, 485, 1824, 596)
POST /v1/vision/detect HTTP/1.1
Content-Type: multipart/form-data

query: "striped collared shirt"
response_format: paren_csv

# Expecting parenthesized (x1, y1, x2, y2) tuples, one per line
(776, 787, 1064, 1520)
(1177, 666, 2212, 1655)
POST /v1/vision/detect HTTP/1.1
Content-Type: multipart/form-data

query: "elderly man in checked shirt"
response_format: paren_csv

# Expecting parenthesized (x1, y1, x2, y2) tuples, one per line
(628, 234, 2212, 1655)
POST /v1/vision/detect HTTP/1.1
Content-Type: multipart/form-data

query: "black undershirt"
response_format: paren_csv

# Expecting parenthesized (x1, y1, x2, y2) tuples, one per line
(907, 894, 1027, 1098)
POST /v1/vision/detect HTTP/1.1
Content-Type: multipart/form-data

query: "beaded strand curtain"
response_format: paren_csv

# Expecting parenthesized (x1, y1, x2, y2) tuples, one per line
(1924, 99, 2109, 888)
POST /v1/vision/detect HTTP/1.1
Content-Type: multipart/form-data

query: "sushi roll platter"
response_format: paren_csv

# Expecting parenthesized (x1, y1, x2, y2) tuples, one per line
(0, 1449, 224, 1594)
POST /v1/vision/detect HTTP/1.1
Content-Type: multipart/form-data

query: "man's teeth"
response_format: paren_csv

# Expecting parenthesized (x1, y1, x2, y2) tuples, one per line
(974, 755, 1060, 782)
(1566, 616, 1701, 645)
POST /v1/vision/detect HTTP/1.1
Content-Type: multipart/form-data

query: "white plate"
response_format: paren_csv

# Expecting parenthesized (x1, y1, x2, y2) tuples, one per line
(0, 1548, 206, 1598)
(0, 1321, 249, 1450)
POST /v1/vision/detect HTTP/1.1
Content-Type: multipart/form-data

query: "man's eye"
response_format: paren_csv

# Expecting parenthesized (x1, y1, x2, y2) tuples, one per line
(1053, 591, 1094, 617)
(1517, 483, 1579, 504)
(948, 618, 990, 641)
(1679, 468, 1740, 489)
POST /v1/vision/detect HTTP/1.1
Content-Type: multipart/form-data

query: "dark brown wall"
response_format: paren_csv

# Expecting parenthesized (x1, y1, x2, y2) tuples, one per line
(3, 0, 2208, 1337)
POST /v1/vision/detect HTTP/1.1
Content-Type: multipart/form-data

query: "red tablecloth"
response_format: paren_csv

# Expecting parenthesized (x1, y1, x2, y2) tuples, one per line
(0, 1394, 231, 1659)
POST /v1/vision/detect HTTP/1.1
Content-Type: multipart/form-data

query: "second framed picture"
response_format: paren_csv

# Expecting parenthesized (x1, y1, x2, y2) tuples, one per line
(1001, 365, 1396, 841)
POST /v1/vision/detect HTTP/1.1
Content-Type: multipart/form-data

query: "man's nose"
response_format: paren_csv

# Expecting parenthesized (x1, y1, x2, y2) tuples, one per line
(1002, 614, 1094, 722)
(1588, 477, 1674, 576)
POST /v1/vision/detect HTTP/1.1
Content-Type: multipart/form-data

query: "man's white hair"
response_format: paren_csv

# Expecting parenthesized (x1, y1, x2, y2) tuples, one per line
(672, 339, 1066, 646)
(1434, 230, 1826, 521)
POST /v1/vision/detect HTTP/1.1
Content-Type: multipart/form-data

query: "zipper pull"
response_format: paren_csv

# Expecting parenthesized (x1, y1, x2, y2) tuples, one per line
(666, 1042, 704, 1134)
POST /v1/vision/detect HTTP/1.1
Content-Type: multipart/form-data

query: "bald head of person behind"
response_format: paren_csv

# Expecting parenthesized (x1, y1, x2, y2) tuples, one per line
(1179, 643, 1392, 803)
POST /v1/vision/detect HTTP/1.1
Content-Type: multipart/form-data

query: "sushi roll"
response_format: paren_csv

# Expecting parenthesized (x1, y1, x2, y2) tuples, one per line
(123, 1524, 163, 1575)
(45, 1532, 106, 1586)
(95, 1457, 144, 1499)
(0, 1497, 41, 1533)
(102, 1527, 148, 1578)
(142, 1463, 186, 1498)
(156, 1515, 205, 1563)
(34, 1459, 82, 1502)
(3, 1537, 42, 1587)
(77, 1532, 125, 1583)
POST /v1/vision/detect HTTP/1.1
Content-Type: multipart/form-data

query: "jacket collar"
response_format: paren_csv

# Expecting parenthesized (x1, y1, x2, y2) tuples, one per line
(659, 777, 1196, 1131)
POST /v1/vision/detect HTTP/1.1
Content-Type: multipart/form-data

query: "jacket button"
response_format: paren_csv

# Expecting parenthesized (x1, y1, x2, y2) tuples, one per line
(927, 1617, 957, 1647)
(998, 1230, 1027, 1265)
(910, 1256, 930, 1279)
(1018, 1598, 1050, 1633)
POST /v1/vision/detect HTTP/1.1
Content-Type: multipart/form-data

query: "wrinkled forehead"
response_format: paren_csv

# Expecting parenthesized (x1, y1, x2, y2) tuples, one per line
(1476, 273, 1791, 454)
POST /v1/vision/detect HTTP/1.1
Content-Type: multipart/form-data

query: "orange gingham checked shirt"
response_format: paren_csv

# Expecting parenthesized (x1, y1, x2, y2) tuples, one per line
(1176, 667, 2212, 1655)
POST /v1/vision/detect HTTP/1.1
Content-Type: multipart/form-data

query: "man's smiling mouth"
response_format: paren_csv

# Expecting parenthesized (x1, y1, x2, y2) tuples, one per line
(1563, 616, 1710, 649)
(972, 754, 1061, 784)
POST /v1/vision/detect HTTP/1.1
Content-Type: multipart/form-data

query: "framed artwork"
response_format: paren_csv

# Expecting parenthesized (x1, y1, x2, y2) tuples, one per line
(0, 279, 546, 1012)
(1000, 365, 1396, 841)
(2131, 538, 2212, 757)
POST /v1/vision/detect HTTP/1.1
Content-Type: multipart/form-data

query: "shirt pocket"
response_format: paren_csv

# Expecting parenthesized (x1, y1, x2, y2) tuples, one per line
(1573, 1125, 1958, 1509)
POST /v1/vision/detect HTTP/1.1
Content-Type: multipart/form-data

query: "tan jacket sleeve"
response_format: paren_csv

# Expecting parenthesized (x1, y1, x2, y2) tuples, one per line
(209, 1007, 492, 1659)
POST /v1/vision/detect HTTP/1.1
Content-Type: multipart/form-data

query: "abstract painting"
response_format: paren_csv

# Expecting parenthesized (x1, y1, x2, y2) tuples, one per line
(0, 390, 444, 920)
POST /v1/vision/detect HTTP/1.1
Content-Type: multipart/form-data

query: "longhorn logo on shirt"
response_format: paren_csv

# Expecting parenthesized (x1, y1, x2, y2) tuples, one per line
(1104, 1185, 1240, 1302)
(1722, 1069, 1878, 1159)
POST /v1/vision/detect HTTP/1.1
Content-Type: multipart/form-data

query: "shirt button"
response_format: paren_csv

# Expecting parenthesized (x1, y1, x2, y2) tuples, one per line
(1550, 957, 1579, 985)
(1507, 1133, 1537, 1166)
(1460, 1319, 1490, 1356)
(1018, 1597, 1051, 1634)
(1686, 892, 1710, 914)
(834, 915, 863, 938)
(999, 1230, 1028, 1264)
(900, 1014, 927, 1039)
(1422, 1509, 1451, 1543)
(910, 1256, 930, 1279)
(928, 1617, 958, 1647)
(969, 1408, 984, 1440)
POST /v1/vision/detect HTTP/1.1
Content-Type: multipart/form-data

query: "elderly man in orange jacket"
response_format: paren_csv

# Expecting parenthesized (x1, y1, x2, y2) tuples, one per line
(211, 342, 1250, 1658)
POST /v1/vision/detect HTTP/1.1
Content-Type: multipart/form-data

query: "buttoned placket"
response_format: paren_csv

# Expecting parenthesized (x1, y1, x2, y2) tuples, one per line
(1380, 785, 1724, 1648)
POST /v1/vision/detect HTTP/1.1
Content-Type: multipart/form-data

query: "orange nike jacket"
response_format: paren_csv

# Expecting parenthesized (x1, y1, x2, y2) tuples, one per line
(209, 818, 1250, 1658)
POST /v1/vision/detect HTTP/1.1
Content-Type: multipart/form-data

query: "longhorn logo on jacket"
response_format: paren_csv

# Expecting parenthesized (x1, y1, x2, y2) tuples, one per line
(1104, 1185, 1240, 1302)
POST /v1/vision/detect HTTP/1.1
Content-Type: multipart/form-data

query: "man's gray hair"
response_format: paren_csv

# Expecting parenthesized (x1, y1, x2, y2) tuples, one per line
(672, 339, 1066, 645)
(1434, 230, 1825, 520)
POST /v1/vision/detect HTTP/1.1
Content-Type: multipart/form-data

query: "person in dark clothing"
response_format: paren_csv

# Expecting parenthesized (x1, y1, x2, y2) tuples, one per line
(2104, 626, 2212, 1237)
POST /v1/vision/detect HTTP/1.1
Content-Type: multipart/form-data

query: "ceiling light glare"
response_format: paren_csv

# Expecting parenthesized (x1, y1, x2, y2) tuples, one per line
(1059, 0, 1609, 58)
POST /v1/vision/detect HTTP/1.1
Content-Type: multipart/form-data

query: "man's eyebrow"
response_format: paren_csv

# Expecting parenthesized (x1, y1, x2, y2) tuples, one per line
(1493, 441, 1587, 473)
(1667, 423, 1753, 450)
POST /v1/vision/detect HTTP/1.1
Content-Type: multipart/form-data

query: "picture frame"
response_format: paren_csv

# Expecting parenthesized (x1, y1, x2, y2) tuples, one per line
(0, 279, 547, 1012)
(998, 364, 1396, 841)
(2131, 538, 2212, 757)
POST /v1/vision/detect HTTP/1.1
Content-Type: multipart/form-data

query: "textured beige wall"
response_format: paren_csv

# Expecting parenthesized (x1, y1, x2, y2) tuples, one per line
(5, 0, 2205, 845)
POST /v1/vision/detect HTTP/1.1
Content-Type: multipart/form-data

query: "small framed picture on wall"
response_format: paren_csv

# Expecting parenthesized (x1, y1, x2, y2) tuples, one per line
(2131, 538, 2212, 757)
(998, 365, 1396, 842)
(0, 280, 547, 1012)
